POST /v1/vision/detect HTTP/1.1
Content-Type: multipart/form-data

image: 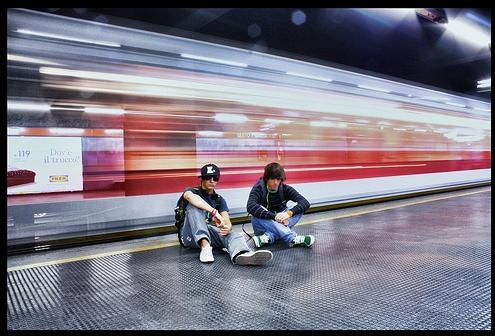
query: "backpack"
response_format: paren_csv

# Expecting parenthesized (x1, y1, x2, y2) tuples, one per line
(174, 188, 222, 247)
(174, 194, 189, 247)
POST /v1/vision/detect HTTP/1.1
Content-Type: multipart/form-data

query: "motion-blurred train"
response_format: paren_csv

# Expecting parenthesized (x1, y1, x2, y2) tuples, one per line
(7, 8, 491, 250)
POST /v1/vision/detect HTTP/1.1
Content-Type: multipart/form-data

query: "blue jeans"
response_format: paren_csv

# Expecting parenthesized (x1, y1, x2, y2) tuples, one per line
(251, 207, 303, 246)
(179, 204, 250, 262)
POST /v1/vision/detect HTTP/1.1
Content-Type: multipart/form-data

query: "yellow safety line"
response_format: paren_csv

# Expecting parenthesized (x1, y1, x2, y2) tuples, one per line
(7, 241, 180, 272)
(7, 187, 490, 272)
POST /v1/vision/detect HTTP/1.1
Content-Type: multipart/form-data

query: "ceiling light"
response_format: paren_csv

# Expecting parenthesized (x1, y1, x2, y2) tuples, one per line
(477, 78, 491, 89)
(415, 8, 448, 24)
(446, 19, 491, 48)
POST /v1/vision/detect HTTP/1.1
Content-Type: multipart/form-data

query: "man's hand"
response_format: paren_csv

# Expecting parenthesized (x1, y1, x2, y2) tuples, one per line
(213, 212, 232, 236)
(275, 212, 291, 226)
(219, 222, 231, 236)
(213, 211, 225, 226)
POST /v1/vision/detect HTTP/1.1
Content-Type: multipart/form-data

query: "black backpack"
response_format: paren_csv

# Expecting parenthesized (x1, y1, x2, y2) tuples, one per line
(174, 193, 190, 247)
(174, 188, 222, 247)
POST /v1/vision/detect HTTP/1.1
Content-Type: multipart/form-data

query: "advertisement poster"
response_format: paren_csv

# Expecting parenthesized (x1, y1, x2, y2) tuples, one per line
(7, 136, 83, 195)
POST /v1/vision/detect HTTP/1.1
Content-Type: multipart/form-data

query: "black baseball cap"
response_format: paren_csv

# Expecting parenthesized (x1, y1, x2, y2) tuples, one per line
(199, 164, 220, 178)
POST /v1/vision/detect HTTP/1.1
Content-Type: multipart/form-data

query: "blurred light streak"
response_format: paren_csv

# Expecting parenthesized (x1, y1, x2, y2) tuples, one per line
(357, 84, 391, 93)
(443, 128, 485, 143)
(15, 28, 121, 47)
(7, 54, 62, 65)
(310, 121, 335, 127)
(445, 102, 466, 108)
(466, 11, 491, 28)
(250, 132, 269, 138)
(40, 67, 187, 86)
(287, 164, 429, 171)
(180, 53, 248, 67)
(215, 113, 248, 123)
(8, 101, 50, 112)
(84, 107, 125, 115)
(264, 118, 292, 124)
(7, 127, 26, 135)
(126, 163, 430, 180)
(50, 106, 84, 112)
(286, 71, 333, 82)
(48, 128, 85, 135)
(198, 131, 225, 137)
(43, 80, 491, 131)
(421, 96, 450, 101)
(104, 129, 124, 136)
(451, 135, 485, 142)
(126, 129, 196, 134)
(38, 67, 489, 130)
(39, 67, 263, 97)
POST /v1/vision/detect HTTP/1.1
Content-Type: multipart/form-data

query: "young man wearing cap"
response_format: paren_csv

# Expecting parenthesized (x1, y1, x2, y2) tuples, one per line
(179, 164, 273, 265)
(246, 162, 315, 248)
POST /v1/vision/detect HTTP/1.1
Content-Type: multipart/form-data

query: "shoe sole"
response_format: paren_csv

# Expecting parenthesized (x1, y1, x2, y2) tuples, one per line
(235, 250, 273, 266)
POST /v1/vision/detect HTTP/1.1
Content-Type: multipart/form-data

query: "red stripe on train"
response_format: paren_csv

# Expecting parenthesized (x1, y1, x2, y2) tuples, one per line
(121, 159, 491, 195)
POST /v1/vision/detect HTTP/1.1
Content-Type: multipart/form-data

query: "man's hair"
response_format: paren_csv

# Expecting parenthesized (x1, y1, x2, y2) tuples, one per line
(263, 162, 286, 182)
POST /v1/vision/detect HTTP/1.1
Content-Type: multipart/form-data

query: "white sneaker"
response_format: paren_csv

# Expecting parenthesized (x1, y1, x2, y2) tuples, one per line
(200, 246, 214, 263)
(291, 235, 315, 247)
(235, 250, 273, 266)
(252, 233, 270, 247)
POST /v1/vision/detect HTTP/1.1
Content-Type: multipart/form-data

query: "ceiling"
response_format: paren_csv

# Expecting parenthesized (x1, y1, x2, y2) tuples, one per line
(32, 8, 491, 101)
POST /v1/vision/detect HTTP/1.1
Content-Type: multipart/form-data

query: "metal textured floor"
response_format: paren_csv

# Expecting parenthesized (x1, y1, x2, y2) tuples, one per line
(7, 187, 491, 330)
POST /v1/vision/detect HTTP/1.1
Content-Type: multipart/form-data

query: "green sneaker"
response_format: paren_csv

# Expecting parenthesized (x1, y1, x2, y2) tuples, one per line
(253, 233, 270, 247)
(291, 235, 315, 247)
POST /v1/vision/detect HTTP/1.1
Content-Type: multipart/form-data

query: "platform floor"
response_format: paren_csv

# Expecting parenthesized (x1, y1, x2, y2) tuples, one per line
(7, 186, 491, 330)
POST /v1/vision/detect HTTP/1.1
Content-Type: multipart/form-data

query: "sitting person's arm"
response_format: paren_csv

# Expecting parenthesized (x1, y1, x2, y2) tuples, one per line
(183, 190, 225, 226)
(218, 210, 232, 235)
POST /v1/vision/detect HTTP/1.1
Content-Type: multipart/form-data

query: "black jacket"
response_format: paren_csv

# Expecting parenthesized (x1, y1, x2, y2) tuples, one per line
(246, 178, 310, 220)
